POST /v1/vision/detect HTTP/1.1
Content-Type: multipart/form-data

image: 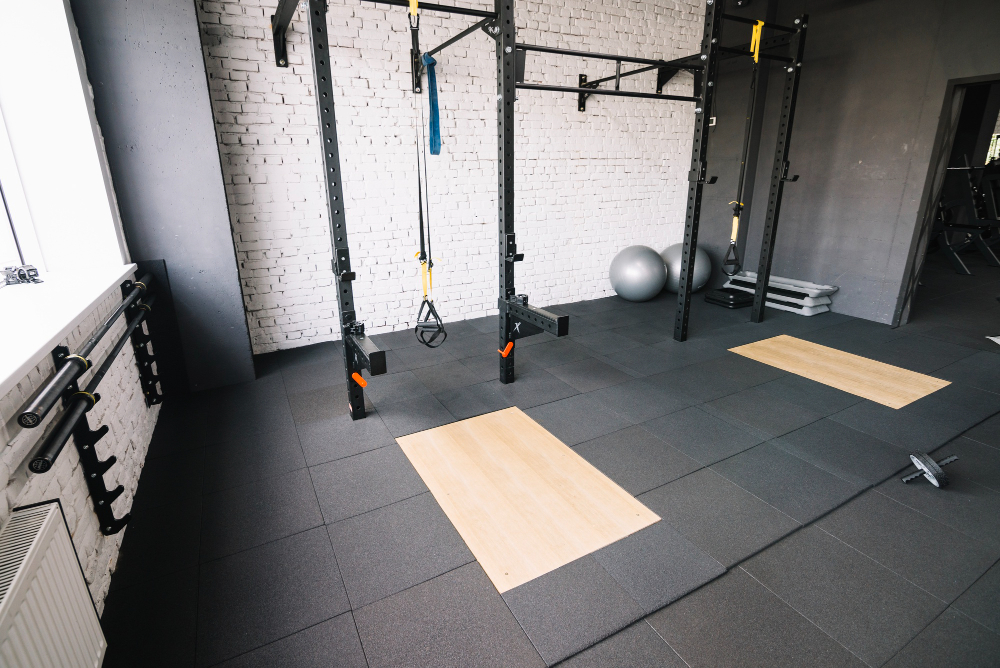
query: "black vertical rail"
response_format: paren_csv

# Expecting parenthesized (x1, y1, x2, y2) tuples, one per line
(306, 0, 368, 418)
(750, 16, 807, 322)
(497, 0, 517, 384)
(122, 280, 162, 406)
(673, 0, 722, 342)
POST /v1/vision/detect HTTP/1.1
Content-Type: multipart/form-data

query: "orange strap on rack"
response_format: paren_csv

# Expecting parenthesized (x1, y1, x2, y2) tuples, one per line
(498, 342, 514, 358)
(351, 372, 368, 388)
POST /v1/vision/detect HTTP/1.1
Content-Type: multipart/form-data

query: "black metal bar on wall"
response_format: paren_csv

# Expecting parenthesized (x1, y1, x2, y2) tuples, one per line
(497, 0, 518, 384)
(304, 0, 385, 418)
(673, 0, 723, 342)
(751, 16, 808, 322)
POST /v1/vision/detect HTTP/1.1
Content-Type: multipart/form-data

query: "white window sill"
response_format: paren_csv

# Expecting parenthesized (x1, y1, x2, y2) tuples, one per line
(0, 263, 136, 399)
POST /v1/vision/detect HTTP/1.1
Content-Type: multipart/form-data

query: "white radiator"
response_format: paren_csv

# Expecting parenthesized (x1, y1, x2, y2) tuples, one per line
(0, 502, 105, 668)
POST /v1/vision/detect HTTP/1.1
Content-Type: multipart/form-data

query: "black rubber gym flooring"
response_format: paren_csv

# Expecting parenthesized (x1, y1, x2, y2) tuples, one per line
(102, 259, 1000, 667)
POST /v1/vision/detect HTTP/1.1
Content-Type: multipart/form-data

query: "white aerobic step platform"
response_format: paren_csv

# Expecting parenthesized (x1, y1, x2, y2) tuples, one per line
(723, 271, 839, 316)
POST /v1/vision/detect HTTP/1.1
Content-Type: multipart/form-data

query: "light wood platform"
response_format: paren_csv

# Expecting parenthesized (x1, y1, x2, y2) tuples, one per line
(397, 407, 659, 592)
(730, 334, 950, 409)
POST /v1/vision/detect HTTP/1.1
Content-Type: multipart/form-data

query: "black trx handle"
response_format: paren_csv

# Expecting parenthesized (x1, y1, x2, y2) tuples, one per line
(415, 298, 447, 347)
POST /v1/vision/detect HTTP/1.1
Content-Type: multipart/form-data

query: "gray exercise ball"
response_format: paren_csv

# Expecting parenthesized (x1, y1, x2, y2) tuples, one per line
(661, 243, 712, 292)
(609, 245, 667, 302)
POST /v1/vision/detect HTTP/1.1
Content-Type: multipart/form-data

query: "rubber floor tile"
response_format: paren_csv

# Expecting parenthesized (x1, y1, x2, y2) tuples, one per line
(638, 469, 800, 567)
(196, 528, 350, 667)
(570, 328, 645, 353)
(704, 386, 825, 438)
(546, 357, 632, 393)
(593, 520, 725, 614)
(439, 332, 496, 360)
(460, 350, 537, 383)
(375, 394, 456, 437)
(607, 319, 675, 346)
(213, 613, 367, 668)
(129, 447, 205, 509)
(882, 607, 1000, 668)
(280, 359, 345, 395)
(827, 400, 962, 451)
(557, 622, 687, 668)
(935, 350, 1000, 394)
(743, 526, 945, 667)
(771, 419, 907, 486)
(310, 445, 428, 524)
(288, 384, 372, 424)
(605, 345, 704, 377)
(520, 338, 594, 368)
(755, 373, 863, 416)
(524, 393, 633, 446)
(586, 378, 694, 423)
(964, 412, 1000, 448)
(357, 370, 430, 406)
(867, 334, 979, 374)
(328, 493, 474, 609)
(573, 425, 701, 496)
(931, 436, 1000, 493)
(876, 474, 1000, 548)
(647, 569, 865, 668)
(494, 366, 580, 409)
(389, 343, 458, 371)
(712, 442, 865, 524)
(202, 428, 306, 493)
(200, 467, 324, 561)
(900, 382, 1000, 432)
(642, 406, 764, 466)
(296, 409, 397, 467)
(354, 562, 544, 668)
(953, 561, 1000, 634)
(410, 360, 484, 394)
(110, 496, 201, 592)
(435, 380, 512, 420)
(501, 556, 644, 666)
(101, 568, 198, 668)
(818, 491, 999, 603)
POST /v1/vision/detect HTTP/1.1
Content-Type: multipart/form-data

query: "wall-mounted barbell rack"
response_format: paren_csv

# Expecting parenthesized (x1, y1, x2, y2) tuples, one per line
(18, 275, 162, 535)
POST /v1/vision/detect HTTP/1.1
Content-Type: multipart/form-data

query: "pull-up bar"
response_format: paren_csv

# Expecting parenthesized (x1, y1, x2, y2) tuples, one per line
(517, 83, 699, 103)
(516, 43, 691, 69)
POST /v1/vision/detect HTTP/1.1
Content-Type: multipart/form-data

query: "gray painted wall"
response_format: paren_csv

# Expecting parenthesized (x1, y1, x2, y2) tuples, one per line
(70, 0, 255, 391)
(697, 0, 1000, 323)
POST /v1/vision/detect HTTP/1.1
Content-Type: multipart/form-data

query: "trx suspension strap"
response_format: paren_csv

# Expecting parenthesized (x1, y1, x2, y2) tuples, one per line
(409, 2, 447, 347)
(724, 19, 766, 277)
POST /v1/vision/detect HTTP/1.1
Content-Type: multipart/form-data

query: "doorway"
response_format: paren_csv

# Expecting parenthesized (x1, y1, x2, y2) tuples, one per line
(896, 76, 1000, 349)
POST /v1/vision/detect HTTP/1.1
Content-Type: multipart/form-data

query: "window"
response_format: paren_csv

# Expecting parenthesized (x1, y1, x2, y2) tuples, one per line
(0, 0, 128, 277)
(0, 110, 42, 272)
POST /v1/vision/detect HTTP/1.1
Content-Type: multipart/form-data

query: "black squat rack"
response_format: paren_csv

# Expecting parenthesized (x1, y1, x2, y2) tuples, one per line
(18, 275, 162, 535)
(268, 0, 807, 395)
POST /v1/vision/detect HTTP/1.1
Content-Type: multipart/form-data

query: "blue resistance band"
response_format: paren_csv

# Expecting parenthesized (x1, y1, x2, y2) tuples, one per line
(421, 52, 441, 155)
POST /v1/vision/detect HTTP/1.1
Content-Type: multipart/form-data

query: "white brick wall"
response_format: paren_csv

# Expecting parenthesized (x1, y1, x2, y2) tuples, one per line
(0, 289, 160, 612)
(198, 0, 704, 353)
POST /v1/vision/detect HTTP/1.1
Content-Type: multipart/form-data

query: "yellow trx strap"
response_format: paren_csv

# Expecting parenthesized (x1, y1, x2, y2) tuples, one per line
(728, 201, 742, 243)
(750, 20, 765, 63)
(415, 253, 433, 299)
(409, 0, 418, 15)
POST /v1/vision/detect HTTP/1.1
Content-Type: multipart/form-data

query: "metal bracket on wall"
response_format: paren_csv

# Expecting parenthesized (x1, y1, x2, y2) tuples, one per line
(51, 346, 130, 536)
(121, 280, 162, 406)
